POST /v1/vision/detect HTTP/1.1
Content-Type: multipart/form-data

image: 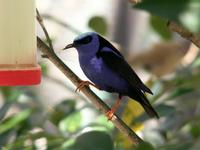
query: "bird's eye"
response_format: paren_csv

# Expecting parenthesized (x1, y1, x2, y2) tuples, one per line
(78, 36, 92, 44)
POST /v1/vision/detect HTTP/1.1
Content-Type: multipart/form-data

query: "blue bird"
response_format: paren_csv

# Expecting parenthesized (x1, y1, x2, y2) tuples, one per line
(63, 32, 159, 119)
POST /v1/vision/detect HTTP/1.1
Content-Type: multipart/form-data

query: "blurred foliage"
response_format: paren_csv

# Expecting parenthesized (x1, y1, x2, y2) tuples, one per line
(0, 85, 114, 149)
(135, 0, 200, 33)
(68, 131, 114, 150)
(88, 16, 108, 36)
(150, 16, 172, 40)
(1, 0, 200, 149)
(134, 142, 155, 150)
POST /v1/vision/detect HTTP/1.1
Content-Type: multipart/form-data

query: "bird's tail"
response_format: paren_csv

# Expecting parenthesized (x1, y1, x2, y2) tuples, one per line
(130, 91, 159, 119)
(140, 98, 159, 119)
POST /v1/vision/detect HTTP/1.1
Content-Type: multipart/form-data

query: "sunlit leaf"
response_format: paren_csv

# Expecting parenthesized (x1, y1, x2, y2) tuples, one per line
(95, 115, 114, 130)
(59, 111, 82, 133)
(61, 138, 76, 149)
(0, 109, 31, 134)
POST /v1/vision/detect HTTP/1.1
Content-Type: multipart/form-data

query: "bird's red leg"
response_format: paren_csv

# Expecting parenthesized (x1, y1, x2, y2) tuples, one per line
(106, 95, 123, 120)
(75, 80, 100, 92)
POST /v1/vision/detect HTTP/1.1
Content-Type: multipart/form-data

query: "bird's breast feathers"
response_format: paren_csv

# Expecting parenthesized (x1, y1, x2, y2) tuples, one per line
(80, 57, 103, 78)
(90, 57, 103, 73)
(79, 55, 129, 93)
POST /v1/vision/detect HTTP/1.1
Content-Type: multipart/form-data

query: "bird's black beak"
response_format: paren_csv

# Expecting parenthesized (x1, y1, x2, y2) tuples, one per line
(62, 43, 75, 50)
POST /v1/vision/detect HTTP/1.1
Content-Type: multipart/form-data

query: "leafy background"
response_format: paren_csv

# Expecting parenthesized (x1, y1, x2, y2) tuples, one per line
(1, 0, 200, 149)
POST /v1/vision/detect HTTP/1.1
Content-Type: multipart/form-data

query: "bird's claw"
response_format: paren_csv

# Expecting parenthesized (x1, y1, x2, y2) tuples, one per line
(75, 81, 100, 92)
(106, 110, 114, 120)
(75, 80, 98, 92)
(75, 81, 87, 92)
(105, 97, 123, 121)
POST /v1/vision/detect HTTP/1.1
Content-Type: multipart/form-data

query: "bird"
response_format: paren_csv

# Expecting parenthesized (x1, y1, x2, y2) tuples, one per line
(63, 32, 159, 120)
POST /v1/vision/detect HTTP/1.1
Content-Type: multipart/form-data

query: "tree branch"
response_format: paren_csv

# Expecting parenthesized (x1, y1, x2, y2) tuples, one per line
(36, 9, 54, 50)
(36, 8, 143, 144)
(37, 37, 143, 144)
(168, 21, 200, 48)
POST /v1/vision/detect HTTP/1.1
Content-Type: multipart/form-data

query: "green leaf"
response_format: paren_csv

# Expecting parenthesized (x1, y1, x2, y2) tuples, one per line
(49, 100, 76, 125)
(0, 109, 31, 134)
(0, 102, 12, 121)
(135, 0, 189, 21)
(88, 16, 108, 35)
(134, 142, 155, 150)
(59, 111, 82, 133)
(39, 62, 48, 76)
(69, 131, 114, 150)
(150, 16, 172, 40)
(0, 87, 21, 101)
(135, 0, 200, 33)
(190, 123, 200, 138)
(155, 104, 176, 117)
(168, 87, 194, 100)
(95, 115, 114, 130)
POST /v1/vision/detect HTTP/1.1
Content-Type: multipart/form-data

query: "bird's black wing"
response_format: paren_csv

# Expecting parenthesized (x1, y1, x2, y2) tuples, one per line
(97, 36, 152, 94)
(97, 35, 124, 58)
(99, 50, 153, 94)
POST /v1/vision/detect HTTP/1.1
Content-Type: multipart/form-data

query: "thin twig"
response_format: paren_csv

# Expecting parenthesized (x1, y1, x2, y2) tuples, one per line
(167, 21, 200, 48)
(36, 8, 143, 144)
(36, 9, 54, 50)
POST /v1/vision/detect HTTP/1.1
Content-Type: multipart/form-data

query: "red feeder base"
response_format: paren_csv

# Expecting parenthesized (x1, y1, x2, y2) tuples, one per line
(0, 66, 41, 86)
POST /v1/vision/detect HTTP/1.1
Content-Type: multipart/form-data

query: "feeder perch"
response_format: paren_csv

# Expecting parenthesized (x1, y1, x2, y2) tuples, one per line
(0, 0, 41, 86)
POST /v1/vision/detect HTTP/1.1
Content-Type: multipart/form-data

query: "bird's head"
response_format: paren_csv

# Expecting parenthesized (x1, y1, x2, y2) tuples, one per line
(63, 32, 100, 56)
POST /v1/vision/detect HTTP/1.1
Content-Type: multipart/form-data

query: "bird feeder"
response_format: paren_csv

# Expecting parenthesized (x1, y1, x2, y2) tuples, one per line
(0, 0, 41, 85)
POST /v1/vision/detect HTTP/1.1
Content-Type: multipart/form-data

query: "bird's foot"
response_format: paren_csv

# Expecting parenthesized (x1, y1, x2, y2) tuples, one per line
(106, 110, 114, 120)
(106, 97, 123, 120)
(75, 80, 99, 92)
